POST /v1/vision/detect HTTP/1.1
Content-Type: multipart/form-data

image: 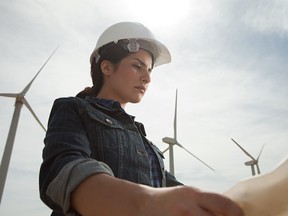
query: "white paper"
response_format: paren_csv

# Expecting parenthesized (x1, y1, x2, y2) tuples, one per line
(224, 158, 288, 216)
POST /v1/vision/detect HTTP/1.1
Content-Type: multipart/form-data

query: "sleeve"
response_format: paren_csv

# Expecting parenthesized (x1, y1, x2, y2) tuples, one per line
(39, 97, 114, 215)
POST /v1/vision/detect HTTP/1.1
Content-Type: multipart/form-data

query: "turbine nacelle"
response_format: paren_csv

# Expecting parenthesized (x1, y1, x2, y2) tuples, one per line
(162, 137, 176, 145)
(231, 138, 264, 176)
(245, 160, 257, 166)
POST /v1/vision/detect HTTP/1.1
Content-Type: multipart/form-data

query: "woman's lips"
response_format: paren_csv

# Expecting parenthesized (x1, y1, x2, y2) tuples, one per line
(135, 86, 146, 93)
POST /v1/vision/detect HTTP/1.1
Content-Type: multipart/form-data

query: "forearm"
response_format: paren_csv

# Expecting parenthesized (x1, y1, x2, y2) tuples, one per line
(41, 158, 114, 213)
(71, 174, 243, 216)
(71, 173, 151, 216)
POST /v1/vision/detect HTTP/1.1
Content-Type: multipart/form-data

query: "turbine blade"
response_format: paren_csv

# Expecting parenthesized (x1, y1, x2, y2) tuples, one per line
(257, 144, 265, 160)
(231, 138, 255, 160)
(162, 147, 169, 153)
(176, 142, 215, 171)
(174, 89, 178, 141)
(22, 97, 46, 132)
(22, 46, 59, 95)
(0, 93, 18, 98)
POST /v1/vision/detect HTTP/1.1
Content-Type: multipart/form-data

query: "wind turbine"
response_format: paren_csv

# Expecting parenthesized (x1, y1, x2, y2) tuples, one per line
(231, 138, 265, 176)
(0, 47, 58, 204)
(162, 89, 215, 176)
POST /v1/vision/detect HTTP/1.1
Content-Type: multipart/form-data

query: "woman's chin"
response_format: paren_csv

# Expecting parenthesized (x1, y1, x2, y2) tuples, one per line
(130, 97, 143, 104)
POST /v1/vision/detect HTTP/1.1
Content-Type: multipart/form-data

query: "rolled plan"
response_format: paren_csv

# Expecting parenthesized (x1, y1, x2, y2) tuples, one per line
(224, 158, 288, 216)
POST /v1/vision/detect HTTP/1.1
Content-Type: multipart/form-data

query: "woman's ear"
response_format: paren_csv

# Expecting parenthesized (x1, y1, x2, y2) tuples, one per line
(100, 60, 114, 76)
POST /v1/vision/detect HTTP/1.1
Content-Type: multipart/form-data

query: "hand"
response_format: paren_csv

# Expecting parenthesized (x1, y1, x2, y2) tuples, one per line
(143, 185, 244, 216)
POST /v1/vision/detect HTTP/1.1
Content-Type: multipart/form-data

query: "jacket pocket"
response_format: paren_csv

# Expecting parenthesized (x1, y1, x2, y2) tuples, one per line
(83, 108, 125, 176)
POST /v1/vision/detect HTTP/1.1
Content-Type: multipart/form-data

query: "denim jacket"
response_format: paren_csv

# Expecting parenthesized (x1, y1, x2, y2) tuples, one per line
(39, 96, 182, 215)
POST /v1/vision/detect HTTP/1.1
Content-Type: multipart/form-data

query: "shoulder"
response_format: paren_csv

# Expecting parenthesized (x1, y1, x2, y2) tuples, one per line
(51, 96, 108, 115)
(50, 97, 94, 115)
(53, 96, 84, 105)
(53, 96, 94, 108)
(48, 97, 104, 123)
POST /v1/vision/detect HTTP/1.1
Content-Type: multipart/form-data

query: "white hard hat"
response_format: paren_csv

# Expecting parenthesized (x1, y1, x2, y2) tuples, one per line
(90, 22, 171, 67)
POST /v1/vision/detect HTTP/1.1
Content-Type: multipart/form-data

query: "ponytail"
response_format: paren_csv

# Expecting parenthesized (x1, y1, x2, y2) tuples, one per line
(76, 43, 130, 99)
(75, 86, 96, 99)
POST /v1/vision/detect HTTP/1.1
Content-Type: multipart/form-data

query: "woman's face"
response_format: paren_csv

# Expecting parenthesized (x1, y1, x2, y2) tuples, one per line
(100, 49, 153, 108)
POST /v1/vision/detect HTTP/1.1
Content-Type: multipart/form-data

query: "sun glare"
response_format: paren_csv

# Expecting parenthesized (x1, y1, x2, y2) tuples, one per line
(127, 0, 191, 28)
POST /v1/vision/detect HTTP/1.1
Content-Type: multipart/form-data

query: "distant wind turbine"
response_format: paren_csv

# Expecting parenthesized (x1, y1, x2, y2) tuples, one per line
(0, 47, 58, 205)
(162, 89, 215, 176)
(231, 138, 265, 176)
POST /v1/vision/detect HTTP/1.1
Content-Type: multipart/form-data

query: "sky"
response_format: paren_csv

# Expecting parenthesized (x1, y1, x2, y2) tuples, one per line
(0, 0, 288, 215)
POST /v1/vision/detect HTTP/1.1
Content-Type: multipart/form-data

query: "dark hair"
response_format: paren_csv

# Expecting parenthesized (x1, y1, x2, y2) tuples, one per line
(76, 43, 130, 98)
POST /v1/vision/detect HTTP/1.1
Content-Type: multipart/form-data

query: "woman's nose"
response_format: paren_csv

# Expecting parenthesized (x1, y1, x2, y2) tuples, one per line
(142, 70, 151, 84)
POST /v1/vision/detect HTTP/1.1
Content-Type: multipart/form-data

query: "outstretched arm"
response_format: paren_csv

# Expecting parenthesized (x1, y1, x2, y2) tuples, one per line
(72, 173, 244, 216)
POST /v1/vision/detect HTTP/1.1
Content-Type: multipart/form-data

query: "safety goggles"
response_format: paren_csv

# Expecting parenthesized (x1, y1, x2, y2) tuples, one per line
(95, 39, 159, 64)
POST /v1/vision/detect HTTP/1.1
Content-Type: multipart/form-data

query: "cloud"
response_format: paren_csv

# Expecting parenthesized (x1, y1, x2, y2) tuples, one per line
(241, 0, 288, 35)
(0, 167, 49, 215)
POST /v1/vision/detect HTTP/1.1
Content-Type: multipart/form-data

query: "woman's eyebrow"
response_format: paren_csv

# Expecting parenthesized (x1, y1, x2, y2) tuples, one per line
(132, 58, 152, 69)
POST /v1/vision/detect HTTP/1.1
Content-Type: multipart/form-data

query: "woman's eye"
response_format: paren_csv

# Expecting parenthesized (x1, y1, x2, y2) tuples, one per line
(133, 64, 141, 69)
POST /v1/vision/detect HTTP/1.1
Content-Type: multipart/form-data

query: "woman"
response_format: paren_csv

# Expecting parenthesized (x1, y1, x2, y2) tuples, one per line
(39, 22, 243, 216)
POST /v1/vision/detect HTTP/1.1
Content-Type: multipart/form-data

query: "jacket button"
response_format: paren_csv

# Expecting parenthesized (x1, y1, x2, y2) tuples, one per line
(105, 118, 113, 125)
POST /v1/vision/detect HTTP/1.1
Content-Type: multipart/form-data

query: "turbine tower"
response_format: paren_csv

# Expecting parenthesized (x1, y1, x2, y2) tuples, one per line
(162, 89, 215, 175)
(0, 47, 58, 204)
(231, 138, 265, 176)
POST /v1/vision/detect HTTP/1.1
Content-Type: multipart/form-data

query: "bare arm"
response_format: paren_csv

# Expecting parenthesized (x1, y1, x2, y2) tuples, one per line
(71, 173, 149, 216)
(71, 173, 244, 216)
